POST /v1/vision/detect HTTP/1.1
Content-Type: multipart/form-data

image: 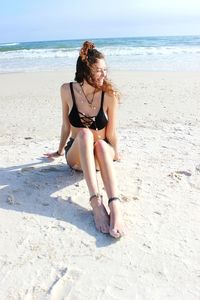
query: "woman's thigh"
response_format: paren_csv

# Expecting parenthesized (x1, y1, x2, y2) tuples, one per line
(66, 129, 95, 170)
(94, 139, 115, 160)
(94, 140, 115, 170)
(66, 138, 82, 170)
(66, 136, 114, 171)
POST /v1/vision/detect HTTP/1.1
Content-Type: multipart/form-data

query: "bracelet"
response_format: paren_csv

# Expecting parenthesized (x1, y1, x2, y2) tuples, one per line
(90, 193, 102, 202)
(56, 150, 63, 156)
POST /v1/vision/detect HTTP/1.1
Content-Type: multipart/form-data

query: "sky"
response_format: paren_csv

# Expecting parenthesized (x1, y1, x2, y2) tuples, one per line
(0, 0, 200, 43)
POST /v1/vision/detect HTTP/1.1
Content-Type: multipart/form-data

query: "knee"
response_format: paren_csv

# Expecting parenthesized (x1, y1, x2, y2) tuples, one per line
(94, 140, 107, 157)
(77, 128, 94, 144)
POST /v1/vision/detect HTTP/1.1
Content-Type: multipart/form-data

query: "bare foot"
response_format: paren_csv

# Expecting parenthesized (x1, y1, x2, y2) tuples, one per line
(109, 200, 126, 238)
(90, 195, 110, 234)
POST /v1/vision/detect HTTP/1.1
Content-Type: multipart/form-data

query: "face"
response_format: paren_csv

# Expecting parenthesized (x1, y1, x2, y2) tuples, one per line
(91, 58, 107, 87)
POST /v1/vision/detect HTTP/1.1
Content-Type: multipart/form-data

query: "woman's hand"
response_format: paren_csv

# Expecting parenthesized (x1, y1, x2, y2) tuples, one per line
(114, 152, 122, 161)
(44, 151, 64, 159)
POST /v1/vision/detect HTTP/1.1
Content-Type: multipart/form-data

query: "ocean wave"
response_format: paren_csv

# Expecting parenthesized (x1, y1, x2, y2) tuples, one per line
(0, 48, 79, 59)
(0, 45, 200, 60)
(101, 46, 200, 56)
(0, 42, 20, 47)
(0, 36, 200, 72)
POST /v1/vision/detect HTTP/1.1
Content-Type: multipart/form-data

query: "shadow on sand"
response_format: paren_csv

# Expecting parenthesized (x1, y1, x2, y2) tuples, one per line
(0, 157, 117, 247)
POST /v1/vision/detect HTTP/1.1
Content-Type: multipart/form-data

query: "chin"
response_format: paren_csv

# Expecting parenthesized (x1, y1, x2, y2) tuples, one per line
(96, 79, 104, 87)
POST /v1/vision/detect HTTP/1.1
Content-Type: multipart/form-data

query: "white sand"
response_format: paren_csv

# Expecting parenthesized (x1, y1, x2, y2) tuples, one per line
(0, 70, 200, 299)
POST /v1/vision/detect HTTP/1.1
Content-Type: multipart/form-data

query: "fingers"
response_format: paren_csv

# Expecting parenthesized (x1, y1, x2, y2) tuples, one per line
(113, 151, 122, 161)
(43, 152, 60, 159)
(114, 153, 122, 161)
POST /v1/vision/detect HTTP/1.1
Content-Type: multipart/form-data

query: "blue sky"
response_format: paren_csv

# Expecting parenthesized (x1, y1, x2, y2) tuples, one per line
(0, 0, 200, 42)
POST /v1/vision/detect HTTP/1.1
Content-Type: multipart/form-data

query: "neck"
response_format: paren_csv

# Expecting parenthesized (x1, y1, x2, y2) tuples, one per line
(82, 80, 96, 95)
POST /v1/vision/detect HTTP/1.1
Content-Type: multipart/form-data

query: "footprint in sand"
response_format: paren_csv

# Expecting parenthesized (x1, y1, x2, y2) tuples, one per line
(7, 194, 16, 205)
(120, 193, 140, 202)
(21, 166, 35, 172)
(21, 166, 65, 173)
(168, 170, 192, 182)
(195, 165, 200, 174)
(49, 268, 82, 300)
(168, 169, 200, 190)
(40, 167, 61, 173)
(120, 178, 142, 202)
(187, 166, 200, 190)
(176, 170, 192, 177)
(6, 194, 21, 205)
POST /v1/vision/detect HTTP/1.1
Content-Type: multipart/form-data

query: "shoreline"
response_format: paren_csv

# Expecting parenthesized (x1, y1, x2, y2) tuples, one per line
(1, 68, 200, 75)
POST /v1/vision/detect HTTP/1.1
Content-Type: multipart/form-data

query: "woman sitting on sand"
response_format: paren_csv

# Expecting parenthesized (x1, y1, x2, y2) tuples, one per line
(46, 41, 125, 238)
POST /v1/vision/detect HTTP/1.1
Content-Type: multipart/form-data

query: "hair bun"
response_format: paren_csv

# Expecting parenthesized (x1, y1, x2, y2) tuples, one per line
(80, 41, 95, 61)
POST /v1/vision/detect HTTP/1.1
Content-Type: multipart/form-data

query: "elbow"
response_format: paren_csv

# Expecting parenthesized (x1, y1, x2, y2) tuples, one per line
(62, 122, 70, 134)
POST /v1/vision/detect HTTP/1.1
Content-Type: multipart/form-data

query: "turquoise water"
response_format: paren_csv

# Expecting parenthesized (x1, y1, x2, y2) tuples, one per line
(0, 35, 200, 73)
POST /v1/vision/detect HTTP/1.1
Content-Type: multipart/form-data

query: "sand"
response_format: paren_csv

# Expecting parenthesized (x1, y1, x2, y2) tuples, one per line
(0, 70, 200, 300)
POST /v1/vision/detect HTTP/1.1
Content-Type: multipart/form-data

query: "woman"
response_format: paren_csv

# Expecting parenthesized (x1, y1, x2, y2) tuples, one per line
(46, 41, 125, 238)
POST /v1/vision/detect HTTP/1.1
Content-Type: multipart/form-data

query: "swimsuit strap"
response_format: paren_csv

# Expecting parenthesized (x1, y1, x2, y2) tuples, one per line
(100, 91, 105, 109)
(69, 82, 76, 103)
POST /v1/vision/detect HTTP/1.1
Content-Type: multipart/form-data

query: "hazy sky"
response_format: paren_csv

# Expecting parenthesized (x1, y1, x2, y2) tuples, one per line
(0, 0, 200, 42)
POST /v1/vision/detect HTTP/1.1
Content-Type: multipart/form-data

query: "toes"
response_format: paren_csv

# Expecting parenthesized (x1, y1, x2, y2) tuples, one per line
(109, 226, 126, 238)
(94, 219, 109, 234)
(92, 204, 110, 234)
(101, 224, 110, 234)
(109, 228, 121, 239)
(95, 224, 101, 232)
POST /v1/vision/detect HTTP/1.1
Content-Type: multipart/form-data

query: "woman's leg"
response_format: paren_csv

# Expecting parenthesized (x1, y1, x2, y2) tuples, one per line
(94, 140, 126, 238)
(66, 129, 109, 233)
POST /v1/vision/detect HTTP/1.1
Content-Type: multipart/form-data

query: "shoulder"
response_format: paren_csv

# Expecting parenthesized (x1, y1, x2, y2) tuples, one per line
(60, 83, 72, 107)
(104, 92, 118, 108)
(60, 81, 80, 94)
(60, 82, 71, 93)
(60, 82, 74, 100)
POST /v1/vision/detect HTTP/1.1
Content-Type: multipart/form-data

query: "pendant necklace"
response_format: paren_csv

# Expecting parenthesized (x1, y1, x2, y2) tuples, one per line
(80, 84, 96, 110)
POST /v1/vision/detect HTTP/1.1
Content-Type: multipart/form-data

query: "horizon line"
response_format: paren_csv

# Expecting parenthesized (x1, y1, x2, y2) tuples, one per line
(1, 33, 200, 45)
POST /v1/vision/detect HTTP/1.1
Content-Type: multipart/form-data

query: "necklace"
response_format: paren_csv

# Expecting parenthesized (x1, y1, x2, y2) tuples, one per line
(80, 84, 96, 110)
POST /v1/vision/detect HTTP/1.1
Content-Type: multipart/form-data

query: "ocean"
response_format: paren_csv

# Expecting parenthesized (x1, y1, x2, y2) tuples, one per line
(0, 35, 200, 73)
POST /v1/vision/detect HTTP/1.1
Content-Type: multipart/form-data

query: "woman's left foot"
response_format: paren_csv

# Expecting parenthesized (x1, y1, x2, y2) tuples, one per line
(109, 199, 126, 238)
(90, 195, 110, 234)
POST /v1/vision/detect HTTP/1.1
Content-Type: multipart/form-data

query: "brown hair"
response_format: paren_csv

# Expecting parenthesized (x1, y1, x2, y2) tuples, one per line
(75, 41, 119, 99)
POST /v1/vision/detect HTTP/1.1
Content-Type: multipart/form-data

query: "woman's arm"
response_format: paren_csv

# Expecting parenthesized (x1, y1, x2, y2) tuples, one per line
(57, 84, 71, 155)
(44, 84, 71, 158)
(105, 94, 121, 160)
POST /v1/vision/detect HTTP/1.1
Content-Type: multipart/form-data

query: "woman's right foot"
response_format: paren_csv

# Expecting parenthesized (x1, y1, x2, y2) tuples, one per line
(90, 195, 110, 234)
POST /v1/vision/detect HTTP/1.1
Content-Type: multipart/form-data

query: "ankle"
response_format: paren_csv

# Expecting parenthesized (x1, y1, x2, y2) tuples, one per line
(90, 193, 102, 207)
(108, 197, 120, 206)
(109, 198, 121, 213)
